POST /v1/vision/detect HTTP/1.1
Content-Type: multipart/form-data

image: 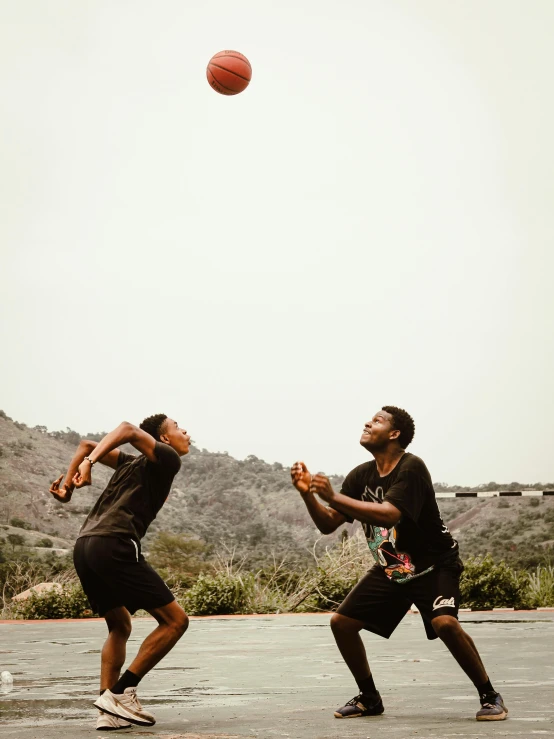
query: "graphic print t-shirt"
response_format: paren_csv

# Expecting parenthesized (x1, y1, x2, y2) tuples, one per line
(78, 442, 181, 542)
(340, 453, 458, 584)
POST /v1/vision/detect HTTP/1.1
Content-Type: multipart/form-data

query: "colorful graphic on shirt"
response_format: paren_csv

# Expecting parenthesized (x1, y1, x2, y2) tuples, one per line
(361, 484, 430, 583)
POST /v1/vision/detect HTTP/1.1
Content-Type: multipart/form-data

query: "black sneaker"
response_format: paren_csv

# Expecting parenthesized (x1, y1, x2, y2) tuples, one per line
(334, 692, 384, 718)
(476, 692, 508, 721)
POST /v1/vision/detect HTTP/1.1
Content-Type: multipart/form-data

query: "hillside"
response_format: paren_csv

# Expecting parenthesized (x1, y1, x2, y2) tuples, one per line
(0, 411, 346, 567)
(1, 411, 553, 570)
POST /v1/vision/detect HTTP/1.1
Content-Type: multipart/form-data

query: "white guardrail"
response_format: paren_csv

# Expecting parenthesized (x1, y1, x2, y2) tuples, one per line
(435, 490, 554, 498)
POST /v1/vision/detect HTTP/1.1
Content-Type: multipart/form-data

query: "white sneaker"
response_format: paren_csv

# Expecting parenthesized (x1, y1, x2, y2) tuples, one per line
(94, 687, 156, 726)
(96, 711, 132, 730)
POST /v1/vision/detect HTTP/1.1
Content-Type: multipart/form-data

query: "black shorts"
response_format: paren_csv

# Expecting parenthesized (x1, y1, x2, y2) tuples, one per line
(73, 535, 175, 617)
(337, 560, 463, 641)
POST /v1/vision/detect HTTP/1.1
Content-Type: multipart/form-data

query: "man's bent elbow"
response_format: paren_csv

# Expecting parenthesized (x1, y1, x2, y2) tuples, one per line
(118, 421, 138, 438)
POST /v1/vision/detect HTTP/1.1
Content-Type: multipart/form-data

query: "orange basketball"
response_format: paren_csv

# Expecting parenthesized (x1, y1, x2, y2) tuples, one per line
(206, 50, 252, 96)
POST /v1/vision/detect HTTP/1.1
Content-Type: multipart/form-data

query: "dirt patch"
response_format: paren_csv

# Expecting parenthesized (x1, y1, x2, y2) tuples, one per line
(142, 734, 247, 739)
(448, 503, 488, 532)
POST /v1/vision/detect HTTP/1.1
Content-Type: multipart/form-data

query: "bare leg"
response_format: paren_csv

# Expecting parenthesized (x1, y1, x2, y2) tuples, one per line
(330, 613, 371, 681)
(127, 601, 188, 678)
(432, 615, 488, 686)
(101, 607, 132, 691)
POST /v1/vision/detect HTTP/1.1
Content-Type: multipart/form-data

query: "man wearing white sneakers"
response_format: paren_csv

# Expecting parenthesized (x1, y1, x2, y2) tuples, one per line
(50, 414, 190, 730)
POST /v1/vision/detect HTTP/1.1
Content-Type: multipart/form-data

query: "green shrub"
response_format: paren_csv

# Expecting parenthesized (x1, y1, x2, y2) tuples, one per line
(36, 538, 53, 548)
(285, 530, 372, 613)
(10, 517, 32, 530)
(304, 567, 361, 611)
(460, 554, 530, 610)
(10, 584, 96, 619)
(527, 564, 554, 607)
(181, 572, 254, 615)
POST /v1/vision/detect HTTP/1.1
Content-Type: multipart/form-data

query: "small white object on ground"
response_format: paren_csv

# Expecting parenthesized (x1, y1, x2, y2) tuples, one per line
(1, 671, 13, 683)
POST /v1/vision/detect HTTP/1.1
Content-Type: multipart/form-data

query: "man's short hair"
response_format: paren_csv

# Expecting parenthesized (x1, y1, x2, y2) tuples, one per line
(382, 406, 415, 448)
(140, 414, 168, 441)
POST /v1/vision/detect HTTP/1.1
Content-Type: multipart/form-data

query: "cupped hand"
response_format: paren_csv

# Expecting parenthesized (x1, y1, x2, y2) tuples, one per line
(73, 459, 92, 488)
(291, 461, 312, 495)
(49, 474, 73, 503)
(309, 473, 335, 503)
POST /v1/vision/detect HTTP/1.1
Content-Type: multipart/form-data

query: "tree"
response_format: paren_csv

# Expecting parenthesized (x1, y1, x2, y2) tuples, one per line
(49, 428, 82, 446)
(7, 534, 26, 552)
(148, 532, 207, 584)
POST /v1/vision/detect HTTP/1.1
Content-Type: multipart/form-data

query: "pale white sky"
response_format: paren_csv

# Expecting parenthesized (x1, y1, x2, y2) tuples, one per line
(1, 1, 552, 485)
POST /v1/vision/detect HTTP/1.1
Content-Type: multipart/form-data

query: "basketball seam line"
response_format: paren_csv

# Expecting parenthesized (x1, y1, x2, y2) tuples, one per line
(212, 52, 252, 69)
(209, 63, 251, 82)
(208, 70, 237, 93)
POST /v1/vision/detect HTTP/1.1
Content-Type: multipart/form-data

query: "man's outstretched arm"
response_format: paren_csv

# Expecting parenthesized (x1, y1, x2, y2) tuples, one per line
(73, 422, 159, 488)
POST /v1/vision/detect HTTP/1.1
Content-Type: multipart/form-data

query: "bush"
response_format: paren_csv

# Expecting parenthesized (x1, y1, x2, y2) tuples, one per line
(527, 564, 554, 607)
(10, 584, 96, 619)
(181, 571, 254, 615)
(460, 554, 530, 610)
(10, 518, 32, 530)
(286, 530, 372, 612)
(0, 560, 76, 611)
(36, 538, 53, 548)
(181, 572, 253, 616)
(296, 566, 362, 612)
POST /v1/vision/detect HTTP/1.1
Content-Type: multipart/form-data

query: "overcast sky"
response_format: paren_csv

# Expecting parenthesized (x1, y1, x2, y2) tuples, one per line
(1, 1, 552, 486)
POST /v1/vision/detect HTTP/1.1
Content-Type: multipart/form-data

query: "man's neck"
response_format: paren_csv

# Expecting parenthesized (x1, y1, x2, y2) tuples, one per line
(372, 447, 406, 477)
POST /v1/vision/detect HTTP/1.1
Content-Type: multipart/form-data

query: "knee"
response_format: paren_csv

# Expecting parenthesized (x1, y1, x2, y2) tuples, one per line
(432, 615, 460, 640)
(330, 612, 361, 636)
(105, 612, 132, 640)
(169, 609, 189, 639)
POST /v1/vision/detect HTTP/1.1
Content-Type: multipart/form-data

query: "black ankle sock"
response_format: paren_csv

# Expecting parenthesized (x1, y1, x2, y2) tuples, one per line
(111, 670, 141, 695)
(357, 674, 378, 697)
(99, 688, 106, 695)
(477, 678, 496, 699)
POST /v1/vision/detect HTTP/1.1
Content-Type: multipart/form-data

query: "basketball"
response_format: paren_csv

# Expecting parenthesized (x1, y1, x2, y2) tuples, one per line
(206, 50, 252, 96)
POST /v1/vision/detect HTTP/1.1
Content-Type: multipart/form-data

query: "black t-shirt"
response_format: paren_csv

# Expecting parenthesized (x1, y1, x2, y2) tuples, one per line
(78, 442, 181, 542)
(340, 453, 458, 584)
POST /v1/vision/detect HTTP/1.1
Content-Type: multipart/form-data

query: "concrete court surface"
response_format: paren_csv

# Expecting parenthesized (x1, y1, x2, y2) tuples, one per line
(1, 612, 554, 739)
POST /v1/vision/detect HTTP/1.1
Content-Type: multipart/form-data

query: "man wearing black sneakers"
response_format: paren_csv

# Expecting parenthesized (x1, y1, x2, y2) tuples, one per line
(291, 406, 507, 723)
(50, 414, 190, 731)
